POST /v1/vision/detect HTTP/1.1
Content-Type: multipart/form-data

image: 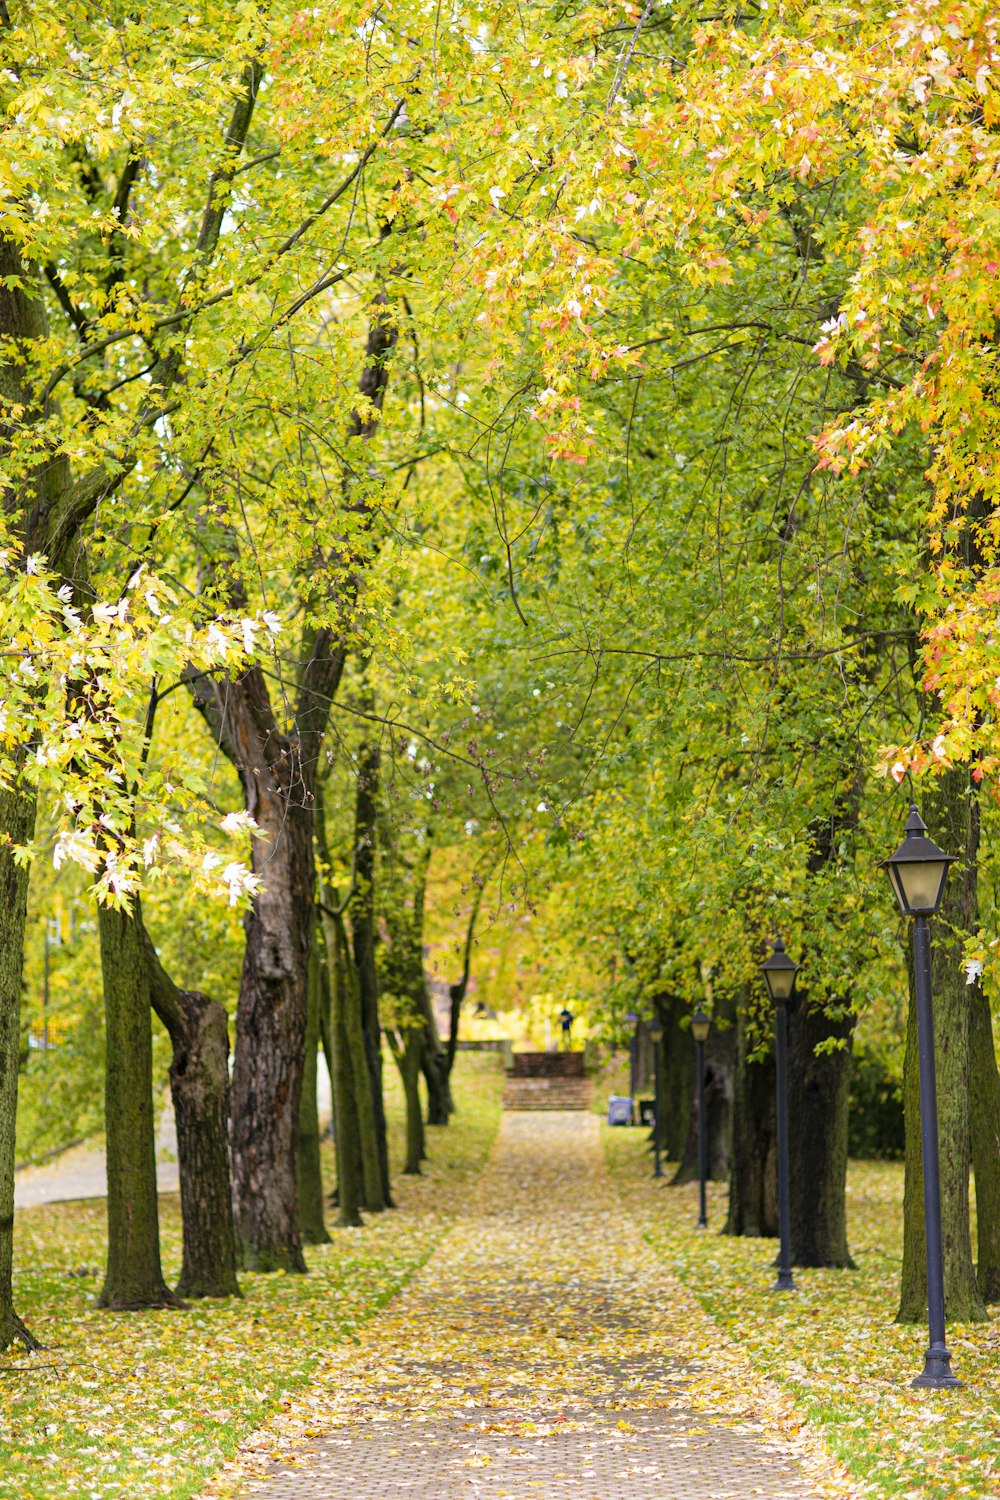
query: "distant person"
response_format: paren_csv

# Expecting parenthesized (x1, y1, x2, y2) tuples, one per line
(559, 1006, 574, 1048)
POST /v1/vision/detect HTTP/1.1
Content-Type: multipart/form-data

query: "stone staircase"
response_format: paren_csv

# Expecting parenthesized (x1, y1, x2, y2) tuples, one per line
(502, 1052, 592, 1112)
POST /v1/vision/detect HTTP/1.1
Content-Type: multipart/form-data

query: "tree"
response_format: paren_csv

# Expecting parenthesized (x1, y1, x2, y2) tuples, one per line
(143, 917, 240, 1300)
(96, 902, 180, 1310)
(297, 938, 331, 1248)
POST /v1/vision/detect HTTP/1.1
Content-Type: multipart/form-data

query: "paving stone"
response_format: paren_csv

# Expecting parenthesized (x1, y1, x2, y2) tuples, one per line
(243, 1113, 823, 1500)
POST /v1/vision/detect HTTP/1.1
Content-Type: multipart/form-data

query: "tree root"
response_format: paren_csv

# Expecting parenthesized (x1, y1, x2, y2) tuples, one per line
(0, 1308, 41, 1353)
(95, 1284, 189, 1312)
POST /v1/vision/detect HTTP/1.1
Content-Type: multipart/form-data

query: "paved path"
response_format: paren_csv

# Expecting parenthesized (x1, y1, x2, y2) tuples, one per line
(223, 1114, 834, 1500)
(13, 1112, 179, 1208)
(15, 1064, 333, 1210)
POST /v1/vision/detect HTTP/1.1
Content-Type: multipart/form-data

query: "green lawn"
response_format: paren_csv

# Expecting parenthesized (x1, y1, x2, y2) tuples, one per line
(1, 1053, 504, 1500)
(605, 1127, 1000, 1500)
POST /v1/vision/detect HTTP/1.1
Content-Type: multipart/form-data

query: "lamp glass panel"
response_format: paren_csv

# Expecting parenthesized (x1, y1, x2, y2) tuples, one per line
(691, 1015, 711, 1044)
(886, 863, 909, 916)
(897, 858, 949, 914)
(648, 1022, 664, 1046)
(764, 966, 795, 1002)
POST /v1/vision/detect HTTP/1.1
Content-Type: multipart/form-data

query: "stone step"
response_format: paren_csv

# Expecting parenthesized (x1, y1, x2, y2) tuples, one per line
(502, 1078, 593, 1112)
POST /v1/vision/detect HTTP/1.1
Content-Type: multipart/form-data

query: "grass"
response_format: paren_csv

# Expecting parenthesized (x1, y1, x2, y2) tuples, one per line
(1, 1052, 504, 1500)
(605, 1127, 1000, 1500)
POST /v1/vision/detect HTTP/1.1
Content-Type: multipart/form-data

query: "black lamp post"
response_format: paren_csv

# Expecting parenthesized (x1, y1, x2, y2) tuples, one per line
(882, 803, 961, 1390)
(648, 1017, 664, 1177)
(626, 1010, 639, 1119)
(691, 1008, 711, 1228)
(761, 937, 797, 1292)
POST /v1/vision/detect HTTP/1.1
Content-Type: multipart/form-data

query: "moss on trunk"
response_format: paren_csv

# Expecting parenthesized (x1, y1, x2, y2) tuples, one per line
(725, 999, 777, 1239)
(298, 940, 330, 1246)
(351, 738, 392, 1210)
(786, 1001, 855, 1268)
(970, 984, 1000, 1303)
(96, 903, 179, 1311)
(143, 917, 240, 1301)
(0, 789, 39, 1350)
(324, 921, 363, 1229)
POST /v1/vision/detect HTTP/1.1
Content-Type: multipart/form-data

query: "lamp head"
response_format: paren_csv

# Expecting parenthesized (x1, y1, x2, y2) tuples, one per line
(882, 804, 955, 917)
(761, 935, 798, 1004)
(691, 1008, 712, 1045)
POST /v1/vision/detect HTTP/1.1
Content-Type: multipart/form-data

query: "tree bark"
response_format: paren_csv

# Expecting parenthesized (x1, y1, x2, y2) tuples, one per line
(653, 996, 696, 1161)
(0, 789, 40, 1350)
(412, 846, 451, 1126)
(970, 983, 1000, 1303)
(443, 875, 488, 1095)
(96, 903, 180, 1310)
(315, 783, 383, 1222)
(324, 913, 363, 1228)
(422, 1038, 450, 1127)
(389, 1031, 426, 1175)
(233, 745, 313, 1271)
(670, 1046, 732, 1185)
(725, 1000, 778, 1238)
(298, 937, 330, 1245)
(897, 770, 987, 1323)
(186, 597, 344, 1273)
(351, 736, 393, 1209)
(786, 1001, 855, 1268)
(141, 913, 240, 1299)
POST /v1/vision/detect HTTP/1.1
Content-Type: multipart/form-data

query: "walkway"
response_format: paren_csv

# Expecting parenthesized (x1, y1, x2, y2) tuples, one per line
(216, 1114, 843, 1500)
(13, 1112, 179, 1209)
(14, 1066, 333, 1209)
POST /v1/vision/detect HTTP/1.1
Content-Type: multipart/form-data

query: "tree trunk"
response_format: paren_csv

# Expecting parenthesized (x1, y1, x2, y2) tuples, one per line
(96, 903, 180, 1310)
(410, 842, 451, 1125)
(187, 659, 322, 1273)
(670, 1048, 732, 1185)
(315, 771, 385, 1223)
(393, 1033, 426, 1175)
(297, 937, 330, 1245)
(898, 771, 986, 1323)
(324, 914, 363, 1228)
(351, 737, 393, 1209)
(185, 248, 399, 1264)
(725, 1000, 778, 1238)
(970, 983, 1000, 1303)
(232, 773, 313, 1272)
(786, 1001, 854, 1268)
(0, 789, 39, 1350)
(343, 942, 386, 1208)
(318, 945, 337, 1133)
(443, 874, 488, 1097)
(652, 996, 696, 1161)
(142, 914, 240, 1299)
(422, 1045, 451, 1127)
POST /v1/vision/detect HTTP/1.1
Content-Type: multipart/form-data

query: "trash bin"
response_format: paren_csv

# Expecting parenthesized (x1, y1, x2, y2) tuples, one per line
(607, 1096, 633, 1126)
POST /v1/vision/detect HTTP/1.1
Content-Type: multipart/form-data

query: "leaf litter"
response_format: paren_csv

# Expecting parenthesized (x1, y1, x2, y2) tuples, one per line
(201, 1111, 862, 1500)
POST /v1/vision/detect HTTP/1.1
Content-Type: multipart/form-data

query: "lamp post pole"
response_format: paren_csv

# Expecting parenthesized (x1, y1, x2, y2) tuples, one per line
(912, 912, 954, 1387)
(691, 1008, 711, 1229)
(773, 990, 794, 1290)
(649, 1018, 665, 1178)
(882, 804, 961, 1389)
(762, 937, 797, 1292)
